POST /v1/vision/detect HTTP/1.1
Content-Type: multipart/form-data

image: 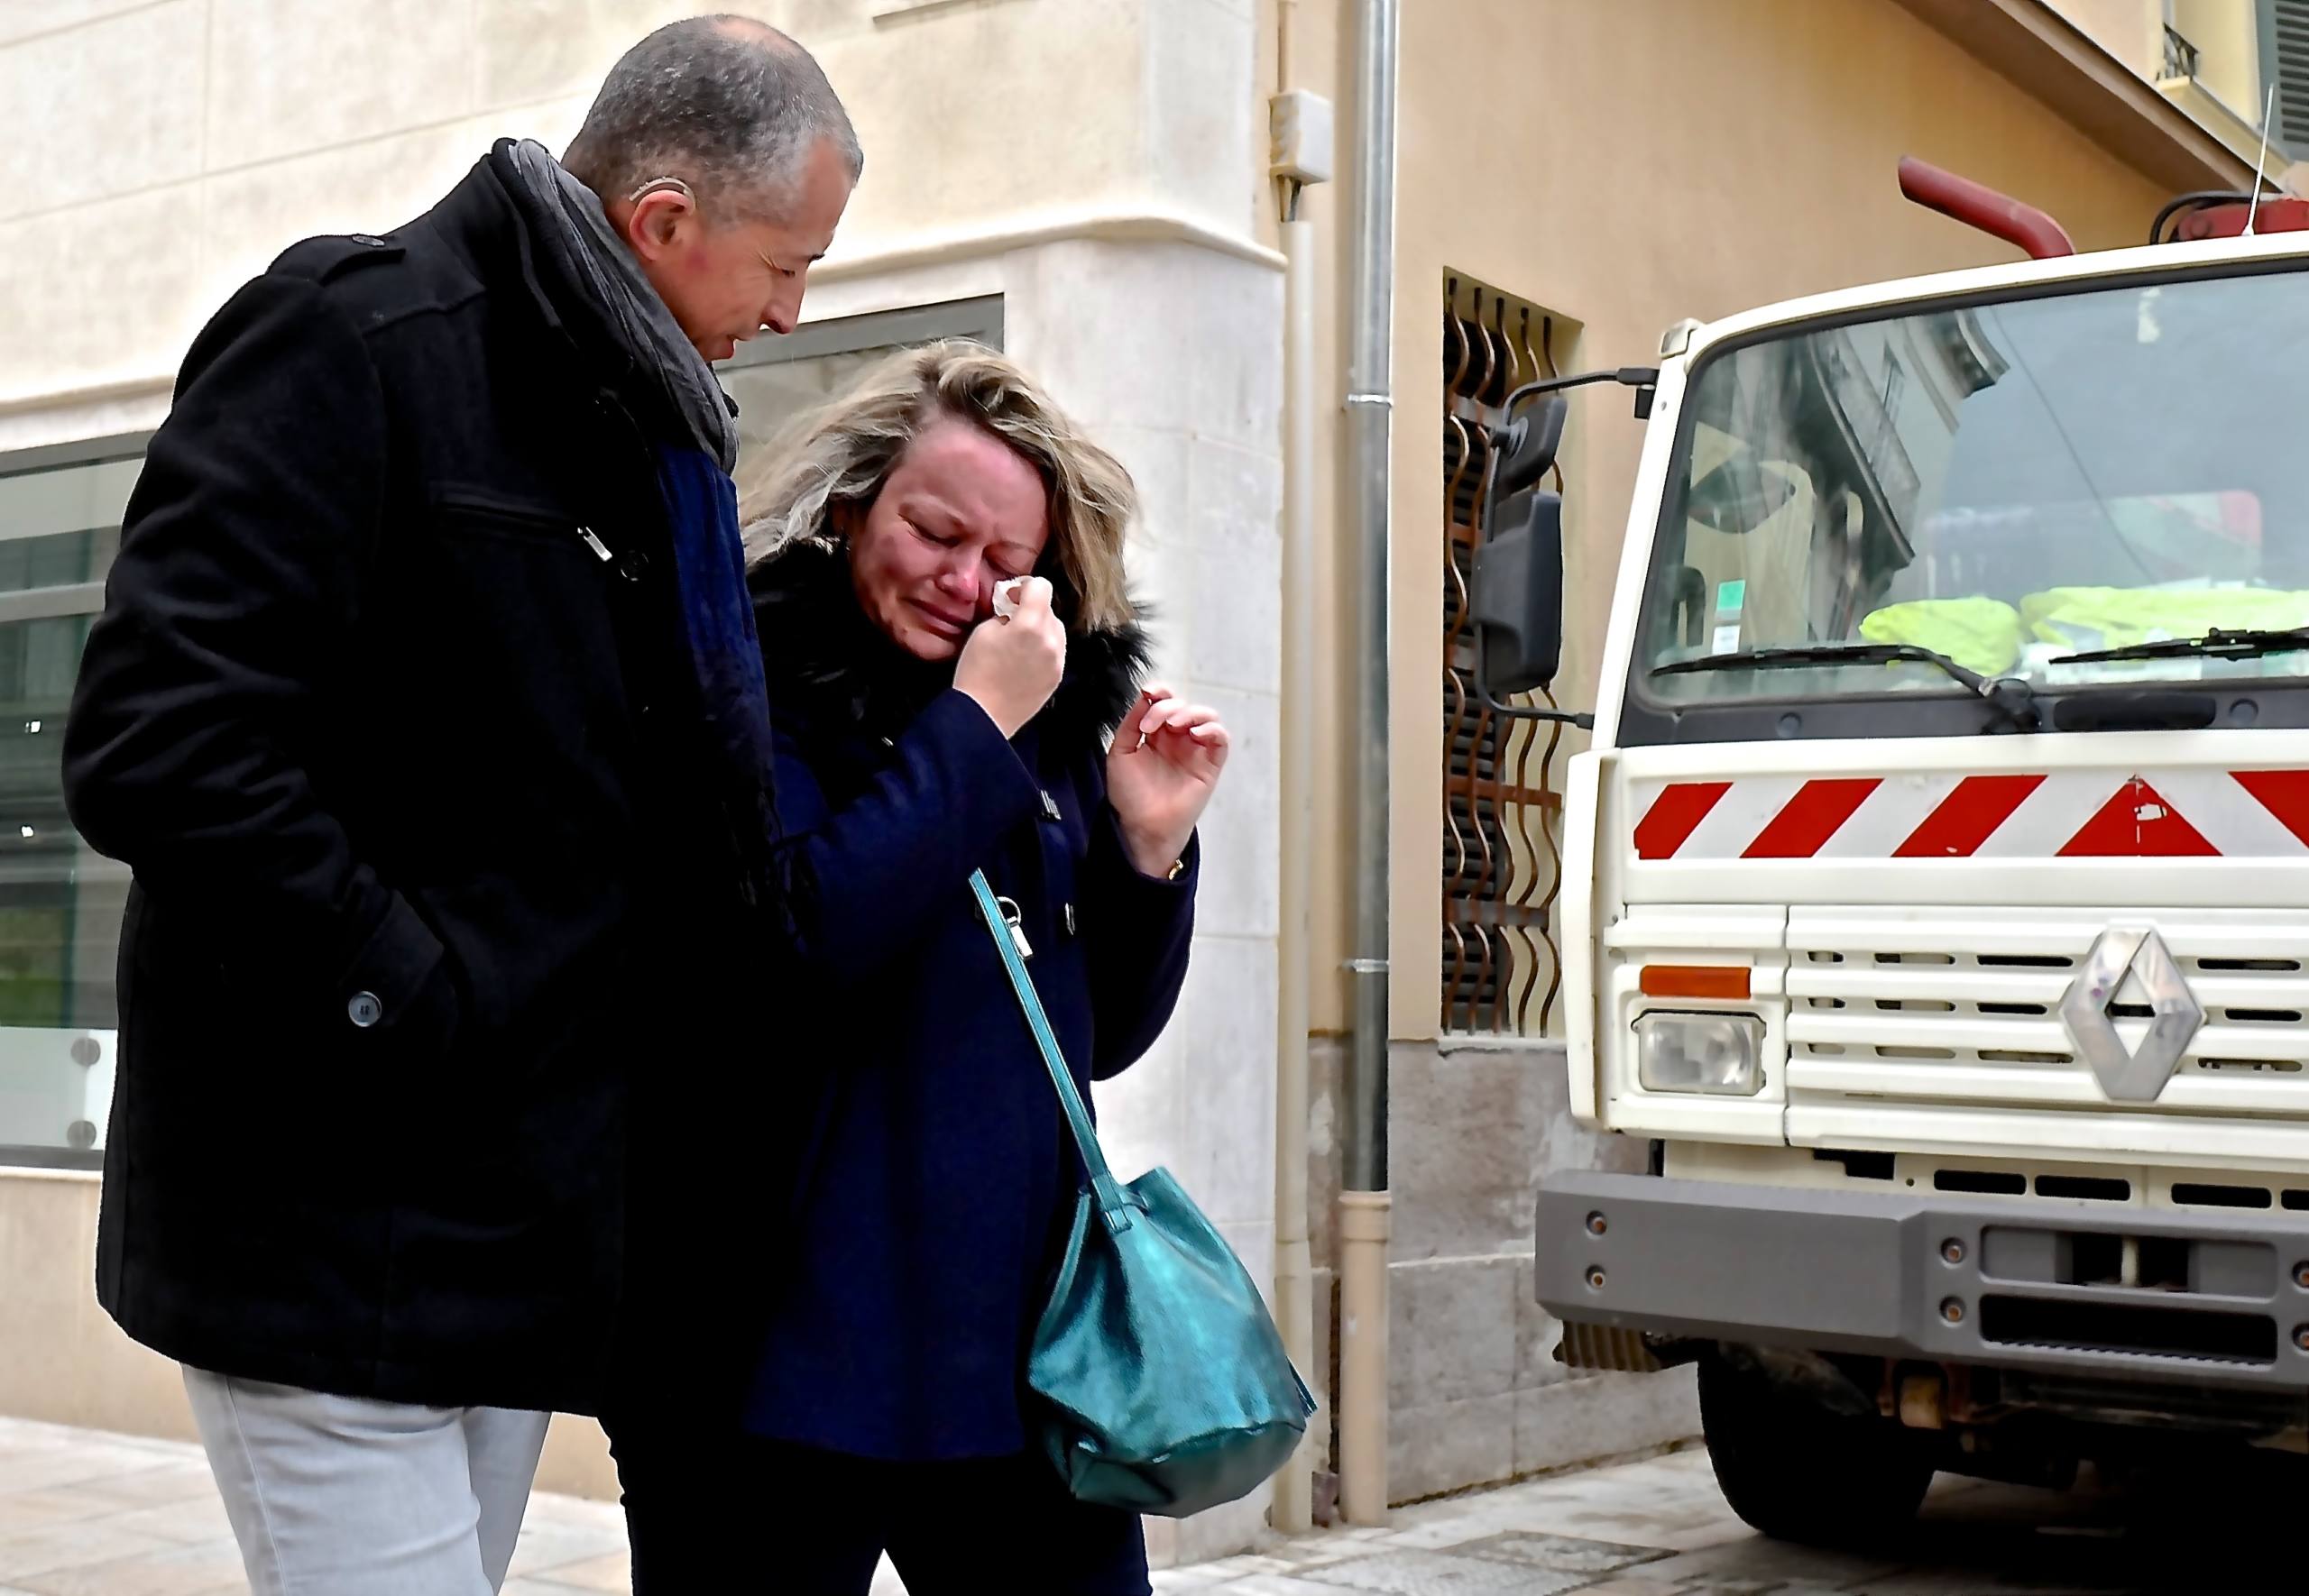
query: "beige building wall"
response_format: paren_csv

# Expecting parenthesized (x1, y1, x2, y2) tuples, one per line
(2169, 0, 2267, 114)
(2044, 0, 2295, 170)
(2057, 0, 2163, 70)
(0, 2, 1286, 1554)
(1, 0, 1278, 447)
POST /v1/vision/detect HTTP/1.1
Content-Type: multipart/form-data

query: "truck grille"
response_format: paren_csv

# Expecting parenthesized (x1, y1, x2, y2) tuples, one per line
(1783, 908, 2309, 1116)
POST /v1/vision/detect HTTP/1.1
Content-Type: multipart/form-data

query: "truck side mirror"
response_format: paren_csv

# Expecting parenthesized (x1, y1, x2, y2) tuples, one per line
(1474, 396, 1568, 697)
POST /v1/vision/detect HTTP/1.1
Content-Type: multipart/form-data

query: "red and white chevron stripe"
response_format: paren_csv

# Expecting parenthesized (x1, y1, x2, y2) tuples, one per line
(1632, 769, 2309, 861)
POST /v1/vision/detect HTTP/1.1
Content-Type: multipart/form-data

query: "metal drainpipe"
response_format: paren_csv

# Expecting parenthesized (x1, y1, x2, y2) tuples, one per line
(1337, 0, 1397, 1528)
(1273, 184, 1320, 1545)
(1270, 0, 1322, 1537)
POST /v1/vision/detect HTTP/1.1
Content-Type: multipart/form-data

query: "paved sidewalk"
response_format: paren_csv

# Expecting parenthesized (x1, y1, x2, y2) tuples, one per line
(1146, 1449, 2180, 1595)
(0, 1414, 626, 1595)
(0, 1412, 2264, 1593)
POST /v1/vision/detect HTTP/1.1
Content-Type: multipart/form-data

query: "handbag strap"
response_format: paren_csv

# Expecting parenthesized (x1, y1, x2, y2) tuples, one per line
(969, 869, 1137, 1234)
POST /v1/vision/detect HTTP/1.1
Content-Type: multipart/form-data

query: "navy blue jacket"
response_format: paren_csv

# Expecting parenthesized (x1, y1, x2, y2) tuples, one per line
(741, 541, 1198, 1460)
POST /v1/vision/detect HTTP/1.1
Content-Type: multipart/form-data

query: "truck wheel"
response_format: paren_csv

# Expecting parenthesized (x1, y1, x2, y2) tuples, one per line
(1698, 1348, 1933, 1546)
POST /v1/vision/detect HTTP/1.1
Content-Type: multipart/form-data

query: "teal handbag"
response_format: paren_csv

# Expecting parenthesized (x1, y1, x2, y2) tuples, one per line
(969, 870, 1317, 1518)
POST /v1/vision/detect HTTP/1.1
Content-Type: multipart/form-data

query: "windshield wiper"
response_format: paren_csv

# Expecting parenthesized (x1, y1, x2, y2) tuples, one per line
(2053, 628, 2309, 665)
(1653, 643, 2038, 729)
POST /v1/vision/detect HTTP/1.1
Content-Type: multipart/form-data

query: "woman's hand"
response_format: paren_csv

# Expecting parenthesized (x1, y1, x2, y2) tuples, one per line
(1106, 683, 1228, 877)
(953, 577, 1065, 739)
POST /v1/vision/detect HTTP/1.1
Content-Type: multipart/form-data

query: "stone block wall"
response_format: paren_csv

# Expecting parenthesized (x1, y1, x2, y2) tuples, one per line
(1307, 1036, 1698, 1505)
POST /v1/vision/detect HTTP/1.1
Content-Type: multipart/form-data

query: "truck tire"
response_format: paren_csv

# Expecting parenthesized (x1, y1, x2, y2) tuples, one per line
(1698, 1348, 1933, 1546)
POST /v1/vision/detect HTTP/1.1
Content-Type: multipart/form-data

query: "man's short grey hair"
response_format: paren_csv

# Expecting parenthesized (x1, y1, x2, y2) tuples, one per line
(563, 15, 862, 220)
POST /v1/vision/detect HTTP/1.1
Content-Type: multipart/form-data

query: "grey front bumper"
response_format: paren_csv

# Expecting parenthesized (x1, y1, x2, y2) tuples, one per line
(1537, 1172, 2309, 1392)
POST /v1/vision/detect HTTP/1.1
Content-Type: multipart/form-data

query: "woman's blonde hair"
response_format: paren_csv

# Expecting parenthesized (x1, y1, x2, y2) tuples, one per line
(736, 342, 1138, 633)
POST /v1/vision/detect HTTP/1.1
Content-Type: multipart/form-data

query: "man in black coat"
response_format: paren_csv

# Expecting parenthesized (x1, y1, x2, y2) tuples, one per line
(60, 16, 857, 1592)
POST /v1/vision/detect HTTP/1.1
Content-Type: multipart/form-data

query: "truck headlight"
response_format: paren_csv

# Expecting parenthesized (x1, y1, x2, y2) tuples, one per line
(1635, 1012, 1765, 1096)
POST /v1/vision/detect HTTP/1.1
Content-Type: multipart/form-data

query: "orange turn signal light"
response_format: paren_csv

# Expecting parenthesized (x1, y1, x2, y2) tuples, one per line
(1639, 964, 1752, 1001)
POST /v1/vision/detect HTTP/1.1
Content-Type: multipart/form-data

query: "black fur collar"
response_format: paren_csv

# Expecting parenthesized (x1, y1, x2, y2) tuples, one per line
(748, 538, 1152, 744)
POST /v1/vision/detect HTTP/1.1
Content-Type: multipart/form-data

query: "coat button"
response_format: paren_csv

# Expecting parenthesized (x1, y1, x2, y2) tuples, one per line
(347, 991, 383, 1029)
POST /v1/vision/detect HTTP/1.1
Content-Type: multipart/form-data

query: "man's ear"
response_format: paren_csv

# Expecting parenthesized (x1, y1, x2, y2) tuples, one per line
(618, 186, 700, 264)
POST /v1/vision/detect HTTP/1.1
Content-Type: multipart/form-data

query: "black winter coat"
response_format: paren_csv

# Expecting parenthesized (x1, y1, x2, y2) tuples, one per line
(60, 144, 743, 1413)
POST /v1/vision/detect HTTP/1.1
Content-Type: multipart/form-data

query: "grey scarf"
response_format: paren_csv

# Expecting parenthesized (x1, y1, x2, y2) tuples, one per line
(500, 139, 739, 472)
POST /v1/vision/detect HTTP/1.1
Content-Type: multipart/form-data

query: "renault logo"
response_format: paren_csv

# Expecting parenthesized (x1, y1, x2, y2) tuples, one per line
(2058, 928, 2203, 1103)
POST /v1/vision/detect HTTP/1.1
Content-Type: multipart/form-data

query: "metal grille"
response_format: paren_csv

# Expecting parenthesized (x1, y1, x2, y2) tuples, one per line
(2272, 0, 2309, 149)
(2162, 23, 2201, 82)
(1440, 277, 1568, 1035)
(1782, 908, 2309, 1118)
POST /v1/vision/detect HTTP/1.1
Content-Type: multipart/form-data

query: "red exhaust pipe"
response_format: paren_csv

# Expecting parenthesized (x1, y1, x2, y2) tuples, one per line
(1897, 157, 2075, 260)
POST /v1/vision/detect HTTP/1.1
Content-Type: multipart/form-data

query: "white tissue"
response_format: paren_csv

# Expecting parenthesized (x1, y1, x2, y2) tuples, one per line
(992, 576, 1028, 619)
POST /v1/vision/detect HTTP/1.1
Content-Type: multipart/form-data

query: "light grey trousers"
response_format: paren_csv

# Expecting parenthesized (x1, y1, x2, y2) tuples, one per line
(182, 1367, 550, 1596)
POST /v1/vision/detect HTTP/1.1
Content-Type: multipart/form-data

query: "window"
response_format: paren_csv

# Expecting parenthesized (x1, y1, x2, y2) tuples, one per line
(0, 436, 140, 1169)
(1637, 265, 2309, 717)
(1880, 353, 1906, 427)
(718, 296, 1005, 459)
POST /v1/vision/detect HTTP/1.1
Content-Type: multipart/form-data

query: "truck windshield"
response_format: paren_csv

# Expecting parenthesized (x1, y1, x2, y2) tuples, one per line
(1638, 264, 2309, 707)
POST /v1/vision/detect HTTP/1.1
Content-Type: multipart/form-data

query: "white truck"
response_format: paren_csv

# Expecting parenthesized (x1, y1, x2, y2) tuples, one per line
(1484, 162, 2309, 1544)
